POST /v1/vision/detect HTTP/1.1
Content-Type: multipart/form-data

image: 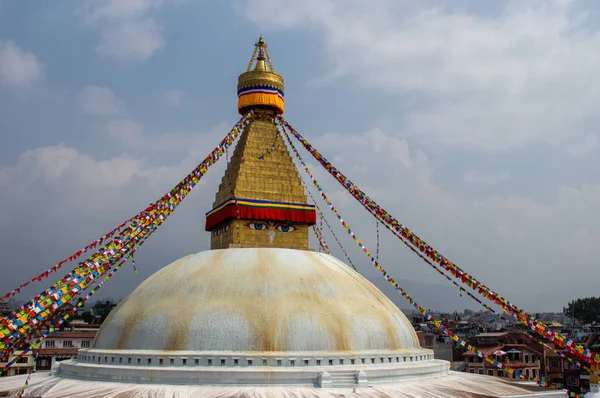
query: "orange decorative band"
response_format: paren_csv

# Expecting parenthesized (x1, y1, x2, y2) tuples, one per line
(205, 198, 316, 230)
(237, 88, 284, 114)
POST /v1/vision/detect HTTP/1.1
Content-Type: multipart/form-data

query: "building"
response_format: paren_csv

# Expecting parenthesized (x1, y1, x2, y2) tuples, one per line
(462, 331, 600, 396)
(0, 36, 567, 398)
(563, 360, 589, 395)
(463, 332, 542, 380)
(0, 351, 34, 377)
(0, 300, 11, 316)
(0, 324, 101, 375)
(416, 330, 453, 362)
(544, 345, 565, 388)
(36, 329, 99, 371)
(542, 335, 600, 395)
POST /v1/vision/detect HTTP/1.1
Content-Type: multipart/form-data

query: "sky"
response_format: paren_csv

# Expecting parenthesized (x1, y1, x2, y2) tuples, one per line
(0, 0, 599, 314)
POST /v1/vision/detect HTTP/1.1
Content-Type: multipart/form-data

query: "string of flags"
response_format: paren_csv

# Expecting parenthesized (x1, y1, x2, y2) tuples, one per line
(1, 219, 132, 300)
(258, 128, 279, 159)
(311, 224, 330, 254)
(275, 115, 600, 368)
(17, 347, 38, 397)
(0, 106, 595, 398)
(0, 114, 252, 365)
(372, 215, 600, 377)
(375, 220, 380, 263)
(284, 130, 358, 271)
(280, 125, 583, 398)
(2, 254, 127, 375)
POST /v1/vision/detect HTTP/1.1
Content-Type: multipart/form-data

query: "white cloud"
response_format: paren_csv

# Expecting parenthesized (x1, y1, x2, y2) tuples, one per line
(95, 18, 164, 62)
(79, 85, 123, 115)
(0, 39, 42, 87)
(240, 0, 600, 152)
(464, 170, 509, 185)
(164, 89, 184, 107)
(76, 0, 173, 62)
(78, 0, 162, 24)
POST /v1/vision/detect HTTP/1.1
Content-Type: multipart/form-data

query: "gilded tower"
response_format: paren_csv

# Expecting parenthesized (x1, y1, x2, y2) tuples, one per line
(205, 36, 316, 250)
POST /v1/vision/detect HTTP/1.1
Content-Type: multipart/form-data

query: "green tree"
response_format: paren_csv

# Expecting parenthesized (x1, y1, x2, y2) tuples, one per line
(563, 297, 600, 326)
(80, 311, 94, 324)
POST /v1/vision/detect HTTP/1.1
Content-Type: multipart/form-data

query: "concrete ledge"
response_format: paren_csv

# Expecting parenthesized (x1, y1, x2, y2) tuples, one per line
(59, 349, 449, 387)
(76, 348, 435, 368)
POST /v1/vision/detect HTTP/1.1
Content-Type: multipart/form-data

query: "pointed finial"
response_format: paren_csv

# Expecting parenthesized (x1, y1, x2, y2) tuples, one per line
(237, 35, 284, 115)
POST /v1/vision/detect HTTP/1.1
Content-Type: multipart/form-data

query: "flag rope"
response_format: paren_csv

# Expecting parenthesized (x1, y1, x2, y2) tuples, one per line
(275, 115, 599, 368)
(279, 124, 581, 397)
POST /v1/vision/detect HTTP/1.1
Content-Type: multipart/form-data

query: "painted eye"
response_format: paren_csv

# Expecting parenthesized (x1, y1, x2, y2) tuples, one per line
(247, 223, 267, 231)
(223, 225, 229, 232)
(214, 230, 220, 236)
(276, 224, 296, 233)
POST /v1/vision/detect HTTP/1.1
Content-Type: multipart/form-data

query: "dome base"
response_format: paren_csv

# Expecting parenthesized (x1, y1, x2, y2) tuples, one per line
(59, 348, 446, 387)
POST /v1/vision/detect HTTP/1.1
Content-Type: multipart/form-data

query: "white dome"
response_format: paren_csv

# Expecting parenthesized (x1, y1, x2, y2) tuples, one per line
(94, 248, 420, 352)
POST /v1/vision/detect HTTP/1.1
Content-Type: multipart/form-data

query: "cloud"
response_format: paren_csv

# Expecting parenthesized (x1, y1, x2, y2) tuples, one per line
(297, 127, 600, 310)
(240, 0, 600, 152)
(78, 0, 163, 24)
(0, 39, 42, 87)
(1, 121, 600, 312)
(76, 0, 173, 61)
(95, 19, 164, 62)
(79, 85, 123, 115)
(164, 89, 184, 107)
(0, 122, 229, 302)
(464, 170, 509, 185)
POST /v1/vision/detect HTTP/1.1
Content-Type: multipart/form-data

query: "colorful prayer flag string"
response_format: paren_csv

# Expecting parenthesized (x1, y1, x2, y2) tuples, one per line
(312, 224, 330, 254)
(1, 256, 126, 375)
(0, 114, 252, 362)
(130, 253, 139, 274)
(1, 219, 133, 300)
(281, 128, 357, 271)
(371, 212, 600, 377)
(17, 347, 38, 397)
(258, 128, 279, 159)
(375, 220, 380, 263)
(275, 115, 598, 369)
(279, 126, 581, 398)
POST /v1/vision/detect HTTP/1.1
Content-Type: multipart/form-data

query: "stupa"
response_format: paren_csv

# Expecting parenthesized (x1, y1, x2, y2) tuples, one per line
(0, 36, 567, 397)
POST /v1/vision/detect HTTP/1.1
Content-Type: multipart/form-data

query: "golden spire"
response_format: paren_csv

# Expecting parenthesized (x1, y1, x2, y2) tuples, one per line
(237, 35, 285, 115)
(205, 36, 315, 250)
(246, 35, 274, 72)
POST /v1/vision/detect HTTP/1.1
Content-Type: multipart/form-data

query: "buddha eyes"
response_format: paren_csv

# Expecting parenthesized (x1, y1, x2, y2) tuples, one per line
(245, 223, 296, 232)
(276, 224, 296, 232)
(247, 223, 267, 231)
(213, 225, 229, 236)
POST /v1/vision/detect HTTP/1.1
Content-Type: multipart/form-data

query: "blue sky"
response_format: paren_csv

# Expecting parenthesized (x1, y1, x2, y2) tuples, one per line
(0, 0, 599, 313)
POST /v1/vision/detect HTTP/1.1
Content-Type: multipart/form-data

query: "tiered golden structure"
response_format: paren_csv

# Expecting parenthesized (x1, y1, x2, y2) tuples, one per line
(237, 36, 284, 115)
(206, 36, 315, 250)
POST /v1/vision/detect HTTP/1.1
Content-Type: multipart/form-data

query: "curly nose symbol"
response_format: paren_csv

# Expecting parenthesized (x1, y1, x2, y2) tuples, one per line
(268, 231, 275, 244)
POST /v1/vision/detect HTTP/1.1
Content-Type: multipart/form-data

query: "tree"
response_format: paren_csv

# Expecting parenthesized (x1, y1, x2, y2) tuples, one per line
(80, 311, 94, 324)
(563, 297, 600, 326)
